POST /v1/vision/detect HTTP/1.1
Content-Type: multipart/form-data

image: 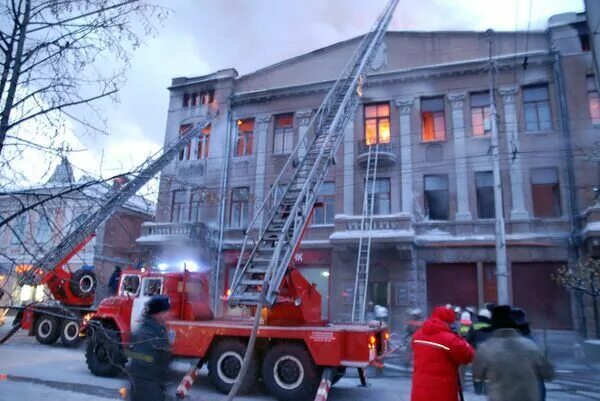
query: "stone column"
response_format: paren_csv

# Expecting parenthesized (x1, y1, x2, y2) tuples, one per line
(395, 98, 414, 214)
(499, 86, 529, 220)
(296, 110, 312, 160)
(254, 115, 271, 224)
(449, 92, 472, 220)
(343, 120, 355, 215)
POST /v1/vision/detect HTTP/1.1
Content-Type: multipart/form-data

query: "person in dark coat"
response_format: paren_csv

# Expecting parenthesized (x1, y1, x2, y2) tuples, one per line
(473, 305, 554, 401)
(410, 305, 475, 401)
(512, 307, 547, 401)
(466, 308, 493, 394)
(127, 295, 172, 401)
(108, 266, 122, 295)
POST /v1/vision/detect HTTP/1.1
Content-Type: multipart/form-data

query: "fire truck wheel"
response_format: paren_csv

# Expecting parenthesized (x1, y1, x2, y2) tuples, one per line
(261, 343, 320, 401)
(208, 340, 259, 394)
(60, 319, 81, 347)
(70, 270, 97, 298)
(34, 315, 60, 345)
(85, 327, 125, 377)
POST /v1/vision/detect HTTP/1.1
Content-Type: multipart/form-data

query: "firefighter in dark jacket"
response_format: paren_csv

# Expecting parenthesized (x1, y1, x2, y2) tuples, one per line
(466, 308, 493, 394)
(127, 295, 172, 401)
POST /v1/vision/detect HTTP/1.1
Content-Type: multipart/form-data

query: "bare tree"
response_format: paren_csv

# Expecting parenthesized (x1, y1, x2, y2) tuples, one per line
(555, 259, 600, 339)
(0, 0, 167, 155)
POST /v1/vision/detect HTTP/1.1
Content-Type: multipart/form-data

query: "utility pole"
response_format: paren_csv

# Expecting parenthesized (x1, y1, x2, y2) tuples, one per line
(487, 29, 509, 304)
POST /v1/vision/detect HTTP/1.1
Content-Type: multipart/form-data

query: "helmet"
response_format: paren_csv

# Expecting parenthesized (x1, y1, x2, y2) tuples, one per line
(460, 311, 472, 325)
(374, 305, 389, 319)
(478, 308, 492, 319)
(409, 308, 423, 318)
(454, 306, 462, 313)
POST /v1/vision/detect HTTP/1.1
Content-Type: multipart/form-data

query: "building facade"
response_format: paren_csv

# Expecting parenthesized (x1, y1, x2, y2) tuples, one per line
(139, 12, 600, 336)
(0, 158, 154, 305)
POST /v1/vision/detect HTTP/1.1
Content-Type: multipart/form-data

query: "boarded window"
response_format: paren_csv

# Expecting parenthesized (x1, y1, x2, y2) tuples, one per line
(531, 168, 561, 218)
(274, 114, 294, 155)
(235, 119, 254, 157)
(364, 103, 391, 145)
(313, 182, 335, 225)
(523, 85, 552, 132)
(197, 124, 210, 160)
(476, 171, 495, 219)
(424, 175, 449, 220)
(171, 190, 187, 223)
(366, 178, 390, 215)
(470, 92, 491, 136)
(587, 76, 600, 124)
(421, 97, 446, 142)
(230, 187, 249, 228)
(178, 124, 192, 161)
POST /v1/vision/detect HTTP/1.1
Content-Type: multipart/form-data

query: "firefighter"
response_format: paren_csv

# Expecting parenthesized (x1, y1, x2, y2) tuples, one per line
(403, 308, 424, 367)
(466, 308, 492, 394)
(127, 295, 172, 401)
(108, 265, 121, 295)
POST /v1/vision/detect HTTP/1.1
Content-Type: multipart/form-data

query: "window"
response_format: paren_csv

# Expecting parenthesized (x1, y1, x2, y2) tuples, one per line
(580, 34, 591, 52)
(421, 97, 446, 142)
(230, 187, 250, 228)
(35, 214, 52, 243)
(189, 191, 204, 222)
(201, 90, 214, 105)
(183, 90, 214, 107)
(142, 278, 163, 296)
(366, 178, 390, 215)
(120, 275, 140, 296)
(313, 182, 335, 225)
(424, 175, 449, 220)
(11, 214, 27, 245)
(476, 171, 495, 219)
(364, 103, 390, 145)
(197, 124, 210, 160)
(523, 85, 552, 132)
(531, 168, 561, 218)
(171, 190, 187, 222)
(178, 124, 192, 161)
(587, 76, 600, 124)
(235, 119, 254, 157)
(470, 92, 491, 136)
(274, 114, 294, 155)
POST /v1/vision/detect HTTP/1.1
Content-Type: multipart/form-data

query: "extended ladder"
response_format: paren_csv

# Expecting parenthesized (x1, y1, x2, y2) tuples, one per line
(352, 144, 380, 322)
(26, 116, 218, 283)
(229, 0, 400, 308)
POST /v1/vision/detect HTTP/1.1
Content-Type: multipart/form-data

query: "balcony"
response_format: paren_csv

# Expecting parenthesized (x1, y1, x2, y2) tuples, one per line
(582, 204, 600, 255)
(330, 213, 414, 244)
(356, 139, 397, 167)
(136, 221, 219, 246)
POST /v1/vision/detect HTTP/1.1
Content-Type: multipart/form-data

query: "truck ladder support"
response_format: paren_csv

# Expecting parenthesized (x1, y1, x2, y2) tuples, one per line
(228, 0, 400, 308)
(358, 367, 369, 387)
(176, 360, 204, 399)
(314, 368, 335, 401)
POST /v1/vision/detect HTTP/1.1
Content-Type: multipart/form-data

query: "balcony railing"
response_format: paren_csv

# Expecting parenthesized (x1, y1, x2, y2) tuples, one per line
(356, 139, 397, 166)
(137, 221, 219, 245)
(330, 213, 414, 243)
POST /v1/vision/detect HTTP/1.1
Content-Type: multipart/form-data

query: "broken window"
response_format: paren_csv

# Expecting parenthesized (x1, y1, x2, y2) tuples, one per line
(189, 191, 205, 222)
(313, 182, 335, 225)
(421, 97, 446, 142)
(197, 124, 210, 160)
(424, 175, 449, 220)
(476, 171, 495, 219)
(588, 76, 600, 124)
(201, 90, 214, 105)
(364, 103, 391, 145)
(274, 114, 294, 155)
(230, 187, 250, 228)
(178, 124, 192, 161)
(11, 214, 28, 245)
(235, 119, 254, 157)
(531, 168, 561, 218)
(182, 93, 190, 108)
(171, 190, 187, 223)
(470, 92, 491, 136)
(366, 178, 390, 215)
(523, 85, 551, 132)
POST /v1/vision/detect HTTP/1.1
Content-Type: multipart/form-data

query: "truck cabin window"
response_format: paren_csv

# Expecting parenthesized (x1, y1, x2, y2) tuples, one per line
(120, 275, 140, 296)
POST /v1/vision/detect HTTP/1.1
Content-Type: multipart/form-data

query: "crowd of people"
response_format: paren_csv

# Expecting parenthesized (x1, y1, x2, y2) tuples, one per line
(409, 303, 554, 401)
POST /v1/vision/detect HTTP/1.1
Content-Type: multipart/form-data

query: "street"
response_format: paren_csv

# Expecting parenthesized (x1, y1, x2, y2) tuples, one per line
(1, 326, 599, 401)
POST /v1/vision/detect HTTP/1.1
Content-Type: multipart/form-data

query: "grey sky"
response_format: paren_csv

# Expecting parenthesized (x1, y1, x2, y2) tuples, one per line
(19, 0, 585, 185)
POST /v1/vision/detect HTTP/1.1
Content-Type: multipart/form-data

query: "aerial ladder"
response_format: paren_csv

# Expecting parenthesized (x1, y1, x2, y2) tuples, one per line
(1, 116, 218, 345)
(228, 0, 399, 309)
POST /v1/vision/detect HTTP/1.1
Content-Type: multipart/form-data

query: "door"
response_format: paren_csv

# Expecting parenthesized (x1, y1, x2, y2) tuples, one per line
(130, 277, 163, 332)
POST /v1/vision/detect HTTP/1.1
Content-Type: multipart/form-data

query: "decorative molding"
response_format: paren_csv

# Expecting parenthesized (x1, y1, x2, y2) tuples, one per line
(255, 114, 271, 129)
(499, 86, 519, 104)
(448, 92, 466, 109)
(394, 97, 414, 115)
(295, 110, 312, 126)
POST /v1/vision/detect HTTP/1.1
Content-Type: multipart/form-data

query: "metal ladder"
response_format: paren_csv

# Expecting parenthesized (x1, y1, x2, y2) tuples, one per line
(26, 116, 218, 283)
(228, 0, 400, 308)
(352, 144, 380, 322)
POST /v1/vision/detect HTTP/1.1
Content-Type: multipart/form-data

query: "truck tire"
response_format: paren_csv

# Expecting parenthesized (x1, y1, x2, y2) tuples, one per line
(85, 326, 125, 377)
(70, 269, 97, 298)
(60, 319, 81, 347)
(261, 343, 321, 401)
(34, 315, 60, 345)
(208, 339, 259, 394)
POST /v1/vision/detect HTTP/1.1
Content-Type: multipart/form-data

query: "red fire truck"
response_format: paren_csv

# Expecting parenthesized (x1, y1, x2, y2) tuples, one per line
(84, 266, 389, 400)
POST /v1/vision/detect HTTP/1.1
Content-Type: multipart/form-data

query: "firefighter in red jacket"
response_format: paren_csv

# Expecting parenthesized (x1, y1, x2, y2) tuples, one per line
(410, 305, 475, 401)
